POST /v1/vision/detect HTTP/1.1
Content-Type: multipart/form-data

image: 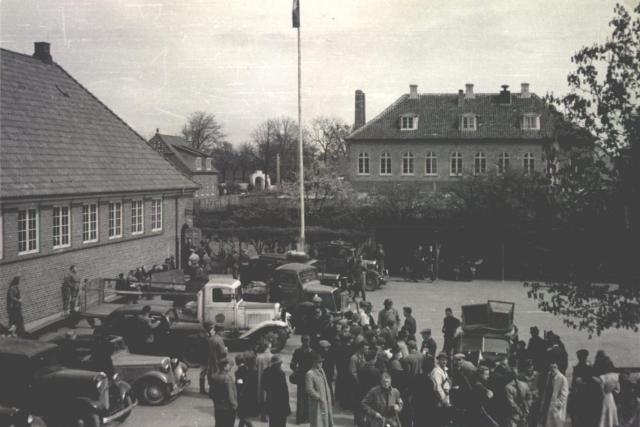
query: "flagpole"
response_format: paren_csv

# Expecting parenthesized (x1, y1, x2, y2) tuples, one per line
(297, 25, 305, 252)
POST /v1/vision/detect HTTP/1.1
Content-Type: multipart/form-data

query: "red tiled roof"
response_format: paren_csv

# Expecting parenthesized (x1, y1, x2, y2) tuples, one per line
(347, 91, 554, 141)
(0, 48, 198, 199)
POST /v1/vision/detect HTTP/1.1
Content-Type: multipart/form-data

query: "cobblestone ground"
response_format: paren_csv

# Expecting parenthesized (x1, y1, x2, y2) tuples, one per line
(52, 278, 640, 426)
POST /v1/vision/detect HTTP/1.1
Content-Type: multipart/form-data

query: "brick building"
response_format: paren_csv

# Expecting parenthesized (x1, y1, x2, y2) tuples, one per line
(345, 83, 555, 193)
(148, 131, 219, 200)
(0, 43, 199, 330)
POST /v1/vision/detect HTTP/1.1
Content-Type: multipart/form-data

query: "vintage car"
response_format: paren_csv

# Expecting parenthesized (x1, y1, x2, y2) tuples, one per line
(47, 333, 189, 406)
(457, 300, 518, 364)
(269, 263, 324, 310)
(0, 405, 47, 427)
(314, 240, 386, 291)
(0, 337, 135, 427)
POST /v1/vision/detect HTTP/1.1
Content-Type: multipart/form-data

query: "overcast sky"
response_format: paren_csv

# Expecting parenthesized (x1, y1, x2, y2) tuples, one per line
(0, 0, 626, 145)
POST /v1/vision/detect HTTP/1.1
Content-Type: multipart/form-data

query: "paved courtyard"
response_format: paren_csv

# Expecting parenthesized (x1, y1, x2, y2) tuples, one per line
(109, 278, 639, 426)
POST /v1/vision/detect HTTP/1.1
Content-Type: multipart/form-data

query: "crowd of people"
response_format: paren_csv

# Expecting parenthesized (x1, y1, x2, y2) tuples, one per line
(202, 297, 640, 427)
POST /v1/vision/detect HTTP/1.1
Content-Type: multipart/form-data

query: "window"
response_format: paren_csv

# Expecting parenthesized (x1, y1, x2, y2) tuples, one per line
(400, 114, 418, 130)
(151, 199, 162, 231)
(522, 114, 540, 130)
(195, 157, 203, 171)
(402, 152, 415, 175)
(52, 206, 70, 248)
(379, 152, 392, 175)
(357, 152, 370, 175)
(474, 152, 487, 174)
(18, 209, 38, 254)
(498, 153, 510, 175)
(82, 204, 98, 243)
(205, 158, 212, 170)
(425, 152, 437, 176)
(450, 152, 463, 176)
(523, 153, 535, 174)
(461, 114, 477, 131)
(131, 200, 144, 235)
(108, 202, 122, 239)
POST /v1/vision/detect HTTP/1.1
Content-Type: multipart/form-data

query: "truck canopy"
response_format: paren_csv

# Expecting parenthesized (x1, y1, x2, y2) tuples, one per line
(461, 300, 514, 334)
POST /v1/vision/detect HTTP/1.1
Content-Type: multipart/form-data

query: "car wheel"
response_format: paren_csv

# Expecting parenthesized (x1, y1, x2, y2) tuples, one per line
(139, 379, 168, 406)
(262, 328, 288, 353)
(365, 273, 378, 291)
(68, 410, 100, 427)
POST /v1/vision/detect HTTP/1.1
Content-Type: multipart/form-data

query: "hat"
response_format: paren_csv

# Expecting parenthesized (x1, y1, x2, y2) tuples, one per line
(576, 349, 589, 358)
(453, 353, 466, 361)
(436, 352, 448, 360)
(270, 355, 283, 365)
(318, 340, 331, 349)
(420, 328, 432, 335)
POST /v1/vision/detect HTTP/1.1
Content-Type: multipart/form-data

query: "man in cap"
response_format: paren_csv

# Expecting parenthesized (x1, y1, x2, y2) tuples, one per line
(430, 352, 452, 425)
(262, 355, 290, 427)
(201, 323, 227, 394)
(291, 335, 314, 424)
(210, 359, 238, 427)
(569, 349, 600, 427)
(450, 353, 477, 425)
(305, 352, 334, 427)
(361, 372, 404, 427)
(377, 299, 400, 335)
(441, 307, 461, 356)
(420, 328, 437, 357)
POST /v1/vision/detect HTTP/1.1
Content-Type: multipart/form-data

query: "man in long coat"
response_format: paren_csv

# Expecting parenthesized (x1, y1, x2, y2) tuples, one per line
(256, 341, 273, 422)
(361, 372, 404, 427)
(305, 352, 334, 427)
(261, 355, 291, 427)
(538, 362, 568, 427)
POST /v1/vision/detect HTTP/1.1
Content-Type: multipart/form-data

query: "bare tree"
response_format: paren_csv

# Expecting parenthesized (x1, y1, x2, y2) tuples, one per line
(309, 116, 350, 164)
(181, 111, 227, 151)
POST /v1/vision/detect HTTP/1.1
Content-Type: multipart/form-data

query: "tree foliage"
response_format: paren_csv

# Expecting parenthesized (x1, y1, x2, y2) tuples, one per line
(181, 111, 227, 151)
(308, 116, 350, 167)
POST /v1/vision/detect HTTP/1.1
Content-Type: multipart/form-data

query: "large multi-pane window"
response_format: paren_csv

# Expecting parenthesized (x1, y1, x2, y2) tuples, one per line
(53, 206, 70, 248)
(18, 208, 38, 254)
(450, 152, 463, 176)
(82, 204, 98, 243)
(461, 115, 477, 131)
(131, 200, 144, 235)
(379, 152, 392, 175)
(425, 152, 437, 176)
(402, 152, 415, 175)
(151, 199, 162, 231)
(357, 152, 370, 175)
(108, 202, 122, 239)
(474, 152, 487, 174)
(498, 153, 510, 175)
(523, 153, 535, 174)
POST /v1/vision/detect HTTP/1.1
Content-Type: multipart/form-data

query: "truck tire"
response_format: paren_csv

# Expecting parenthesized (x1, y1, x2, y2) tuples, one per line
(138, 379, 168, 406)
(364, 272, 379, 291)
(261, 328, 288, 353)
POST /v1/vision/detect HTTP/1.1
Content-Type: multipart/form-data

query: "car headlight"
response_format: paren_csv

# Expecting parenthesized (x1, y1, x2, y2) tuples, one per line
(96, 372, 109, 392)
(112, 373, 121, 382)
(161, 358, 171, 373)
(27, 414, 34, 424)
(171, 358, 179, 368)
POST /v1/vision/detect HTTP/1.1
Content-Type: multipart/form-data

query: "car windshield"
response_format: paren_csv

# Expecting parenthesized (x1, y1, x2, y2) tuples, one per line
(483, 337, 510, 354)
(300, 269, 317, 284)
(212, 287, 236, 302)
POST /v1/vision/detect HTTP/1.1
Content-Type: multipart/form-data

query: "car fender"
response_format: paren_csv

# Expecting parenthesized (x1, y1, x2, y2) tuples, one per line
(71, 396, 102, 413)
(239, 320, 289, 339)
(115, 380, 132, 402)
(133, 371, 172, 388)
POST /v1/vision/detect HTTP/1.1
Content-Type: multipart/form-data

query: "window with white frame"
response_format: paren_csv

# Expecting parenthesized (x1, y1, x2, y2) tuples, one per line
(82, 204, 98, 243)
(380, 152, 392, 175)
(498, 153, 510, 175)
(151, 199, 162, 231)
(195, 157, 203, 170)
(461, 114, 477, 131)
(400, 114, 418, 130)
(425, 152, 437, 176)
(357, 152, 370, 175)
(521, 114, 540, 130)
(53, 206, 70, 248)
(474, 152, 487, 174)
(523, 153, 535, 174)
(108, 202, 122, 239)
(131, 200, 144, 235)
(205, 158, 212, 170)
(18, 208, 38, 254)
(450, 152, 463, 176)
(402, 152, 415, 175)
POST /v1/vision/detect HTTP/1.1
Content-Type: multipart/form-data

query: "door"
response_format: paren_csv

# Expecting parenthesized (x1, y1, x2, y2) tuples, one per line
(207, 287, 238, 328)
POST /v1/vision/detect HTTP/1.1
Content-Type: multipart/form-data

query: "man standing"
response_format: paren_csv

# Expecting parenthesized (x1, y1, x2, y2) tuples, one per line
(351, 255, 366, 301)
(134, 305, 160, 353)
(262, 355, 291, 427)
(361, 372, 404, 427)
(538, 361, 568, 427)
(403, 306, 417, 342)
(290, 335, 314, 424)
(570, 349, 600, 427)
(526, 326, 547, 373)
(430, 352, 452, 426)
(62, 265, 80, 315)
(375, 243, 386, 276)
(441, 308, 461, 356)
(402, 341, 425, 376)
(201, 324, 227, 394)
(377, 299, 400, 334)
(504, 370, 532, 427)
(356, 350, 381, 427)
(305, 352, 334, 427)
(210, 359, 238, 427)
(6, 276, 25, 337)
(420, 328, 438, 357)
(256, 341, 273, 422)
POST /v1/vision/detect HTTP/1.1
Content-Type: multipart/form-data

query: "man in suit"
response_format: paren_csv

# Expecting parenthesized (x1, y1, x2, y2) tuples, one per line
(210, 359, 238, 427)
(305, 352, 334, 427)
(361, 372, 403, 427)
(201, 323, 227, 394)
(262, 355, 291, 427)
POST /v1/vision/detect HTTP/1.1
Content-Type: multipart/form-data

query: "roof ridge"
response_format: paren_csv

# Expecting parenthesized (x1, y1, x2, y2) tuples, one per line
(0, 47, 41, 61)
(347, 94, 408, 139)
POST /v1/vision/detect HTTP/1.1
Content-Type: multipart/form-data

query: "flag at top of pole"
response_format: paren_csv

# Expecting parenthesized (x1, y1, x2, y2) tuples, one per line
(292, 0, 300, 28)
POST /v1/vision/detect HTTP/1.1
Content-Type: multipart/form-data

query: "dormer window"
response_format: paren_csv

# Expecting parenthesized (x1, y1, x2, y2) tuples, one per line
(195, 157, 203, 170)
(400, 114, 418, 130)
(206, 158, 212, 170)
(521, 114, 540, 130)
(460, 114, 477, 131)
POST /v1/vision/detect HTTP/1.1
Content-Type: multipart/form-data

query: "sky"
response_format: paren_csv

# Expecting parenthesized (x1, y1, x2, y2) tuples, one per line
(0, 0, 628, 145)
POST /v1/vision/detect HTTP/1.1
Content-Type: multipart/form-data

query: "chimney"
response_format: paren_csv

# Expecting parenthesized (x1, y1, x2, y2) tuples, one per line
(465, 83, 475, 100)
(409, 84, 418, 99)
(33, 42, 52, 64)
(499, 84, 511, 104)
(520, 82, 530, 98)
(457, 89, 464, 107)
(354, 90, 366, 131)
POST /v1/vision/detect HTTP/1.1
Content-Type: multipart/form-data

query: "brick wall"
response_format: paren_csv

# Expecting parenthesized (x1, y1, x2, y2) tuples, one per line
(193, 173, 219, 199)
(0, 193, 191, 329)
(346, 139, 547, 191)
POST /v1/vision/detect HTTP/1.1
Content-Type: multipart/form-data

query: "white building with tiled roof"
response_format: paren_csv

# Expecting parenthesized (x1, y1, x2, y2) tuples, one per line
(0, 42, 199, 330)
(345, 83, 555, 193)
